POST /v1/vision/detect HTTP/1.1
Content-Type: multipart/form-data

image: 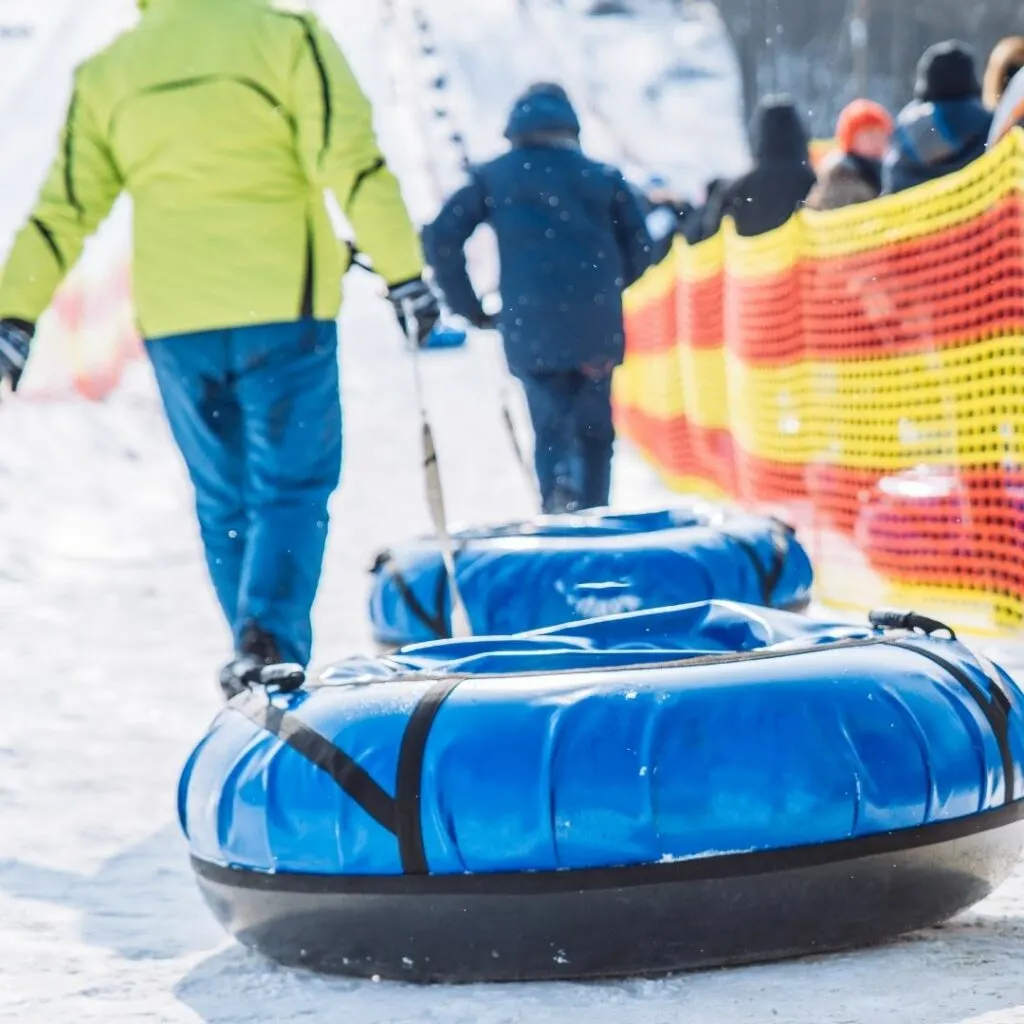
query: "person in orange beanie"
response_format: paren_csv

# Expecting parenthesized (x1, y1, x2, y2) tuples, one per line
(986, 39, 1024, 146)
(807, 99, 894, 210)
(984, 37, 1024, 111)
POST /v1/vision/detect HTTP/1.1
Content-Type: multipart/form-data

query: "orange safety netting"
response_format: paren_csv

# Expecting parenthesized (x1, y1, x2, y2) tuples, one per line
(617, 128, 1024, 633)
(15, 253, 141, 402)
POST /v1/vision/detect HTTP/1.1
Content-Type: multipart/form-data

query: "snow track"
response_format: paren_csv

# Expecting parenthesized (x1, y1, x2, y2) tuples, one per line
(516, 0, 656, 180)
(414, 0, 749, 197)
(2, 3, 1024, 1022)
(0, 0, 138, 255)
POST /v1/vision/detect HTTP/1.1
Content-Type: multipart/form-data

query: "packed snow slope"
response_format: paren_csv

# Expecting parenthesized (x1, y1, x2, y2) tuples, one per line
(2, 2, 1024, 1022)
(418, 0, 749, 197)
(0, 0, 140, 257)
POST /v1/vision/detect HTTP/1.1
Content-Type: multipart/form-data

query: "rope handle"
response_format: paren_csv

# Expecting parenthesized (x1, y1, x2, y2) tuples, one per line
(868, 609, 957, 641)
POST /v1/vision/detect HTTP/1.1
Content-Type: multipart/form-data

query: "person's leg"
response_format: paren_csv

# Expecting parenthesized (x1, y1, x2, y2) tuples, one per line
(520, 372, 578, 513)
(145, 333, 247, 627)
(573, 371, 616, 509)
(231, 320, 342, 667)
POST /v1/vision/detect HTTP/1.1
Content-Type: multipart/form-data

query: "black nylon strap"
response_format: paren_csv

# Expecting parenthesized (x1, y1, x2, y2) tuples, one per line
(377, 551, 448, 639)
(229, 691, 398, 834)
(432, 564, 451, 639)
(720, 521, 791, 606)
(762, 522, 792, 604)
(395, 678, 464, 874)
(886, 641, 1016, 805)
(721, 532, 772, 604)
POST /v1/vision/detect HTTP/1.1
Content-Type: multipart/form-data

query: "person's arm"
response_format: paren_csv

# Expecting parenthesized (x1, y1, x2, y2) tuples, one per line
(0, 67, 122, 325)
(289, 15, 423, 286)
(700, 180, 734, 238)
(610, 174, 654, 288)
(880, 149, 903, 195)
(422, 178, 489, 325)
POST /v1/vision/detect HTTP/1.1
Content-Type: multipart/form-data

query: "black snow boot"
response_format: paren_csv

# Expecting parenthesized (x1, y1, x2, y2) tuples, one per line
(219, 622, 286, 700)
(542, 479, 580, 516)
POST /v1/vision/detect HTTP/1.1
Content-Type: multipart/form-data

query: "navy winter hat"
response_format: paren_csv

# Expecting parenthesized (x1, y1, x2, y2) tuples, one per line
(915, 40, 981, 102)
(504, 82, 581, 143)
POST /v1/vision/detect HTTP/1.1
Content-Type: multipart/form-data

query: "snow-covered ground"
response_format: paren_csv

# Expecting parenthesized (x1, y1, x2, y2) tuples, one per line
(3, 1, 1024, 1022)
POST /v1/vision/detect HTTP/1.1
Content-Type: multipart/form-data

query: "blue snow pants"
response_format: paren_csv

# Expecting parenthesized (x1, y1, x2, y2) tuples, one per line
(146, 320, 342, 667)
(520, 369, 615, 513)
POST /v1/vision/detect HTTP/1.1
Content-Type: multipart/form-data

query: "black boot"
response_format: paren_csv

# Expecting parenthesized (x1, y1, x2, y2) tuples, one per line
(218, 622, 284, 700)
(542, 477, 580, 516)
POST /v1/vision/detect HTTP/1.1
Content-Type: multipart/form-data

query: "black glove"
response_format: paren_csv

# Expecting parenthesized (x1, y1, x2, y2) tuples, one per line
(387, 277, 441, 347)
(0, 319, 33, 392)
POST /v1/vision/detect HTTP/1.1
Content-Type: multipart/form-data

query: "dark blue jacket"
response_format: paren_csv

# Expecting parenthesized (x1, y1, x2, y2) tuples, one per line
(883, 98, 992, 194)
(423, 88, 653, 377)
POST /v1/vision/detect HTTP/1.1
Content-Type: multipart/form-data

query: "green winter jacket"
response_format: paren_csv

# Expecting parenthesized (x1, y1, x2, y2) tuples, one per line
(0, 0, 423, 339)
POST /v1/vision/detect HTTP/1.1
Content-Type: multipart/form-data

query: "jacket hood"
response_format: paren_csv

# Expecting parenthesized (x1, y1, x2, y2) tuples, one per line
(750, 97, 810, 164)
(504, 83, 581, 145)
(891, 97, 992, 170)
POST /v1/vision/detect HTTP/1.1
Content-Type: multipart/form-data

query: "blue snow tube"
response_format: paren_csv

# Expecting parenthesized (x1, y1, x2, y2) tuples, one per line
(422, 324, 467, 349)
(181, 601, 1024, 982)
(369, 504, 814, 646)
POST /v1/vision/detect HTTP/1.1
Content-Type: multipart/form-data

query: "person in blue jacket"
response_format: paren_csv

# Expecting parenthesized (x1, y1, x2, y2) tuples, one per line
(424, 83, 653, 514)
(884, 41, 993, 194)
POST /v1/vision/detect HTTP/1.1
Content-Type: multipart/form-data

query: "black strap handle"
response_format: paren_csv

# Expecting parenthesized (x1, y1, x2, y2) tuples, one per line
(254, 663, 307, 693)
(222, 662, 307, 700)
(869, 609, 957, 641)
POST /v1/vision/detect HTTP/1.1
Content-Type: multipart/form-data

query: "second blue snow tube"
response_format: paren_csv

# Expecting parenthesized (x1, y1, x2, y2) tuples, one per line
(369, 504, 814, 646)
(181, 601, 1024, 981)
(423, 324, 467, 349)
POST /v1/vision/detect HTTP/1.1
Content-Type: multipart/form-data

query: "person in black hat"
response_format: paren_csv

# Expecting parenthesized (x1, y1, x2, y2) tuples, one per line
(883, 40, 993, 194)
(702, 96, 816, 238)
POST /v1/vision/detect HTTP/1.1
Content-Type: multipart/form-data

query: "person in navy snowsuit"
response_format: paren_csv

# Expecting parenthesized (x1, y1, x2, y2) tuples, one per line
(424, 83, 653, 513)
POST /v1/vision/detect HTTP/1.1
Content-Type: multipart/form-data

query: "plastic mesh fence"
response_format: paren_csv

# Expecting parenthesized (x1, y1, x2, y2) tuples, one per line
(617, 129, 1024, 632)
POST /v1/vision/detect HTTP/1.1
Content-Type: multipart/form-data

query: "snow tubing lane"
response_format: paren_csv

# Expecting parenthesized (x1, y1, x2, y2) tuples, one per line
(180, 602, 1024, 982)
(368, 505, 814, 646)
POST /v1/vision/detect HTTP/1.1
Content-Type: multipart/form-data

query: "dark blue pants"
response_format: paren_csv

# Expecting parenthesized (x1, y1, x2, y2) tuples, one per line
(146, 320, 342, 666)
(520, 370, 615, 513)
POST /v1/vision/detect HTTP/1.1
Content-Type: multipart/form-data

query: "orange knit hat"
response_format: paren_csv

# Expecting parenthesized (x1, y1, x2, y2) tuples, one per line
(835, 99, 894, 154)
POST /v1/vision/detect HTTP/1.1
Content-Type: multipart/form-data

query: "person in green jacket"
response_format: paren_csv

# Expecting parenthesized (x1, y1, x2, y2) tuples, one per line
(0, 0, 440, 695)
